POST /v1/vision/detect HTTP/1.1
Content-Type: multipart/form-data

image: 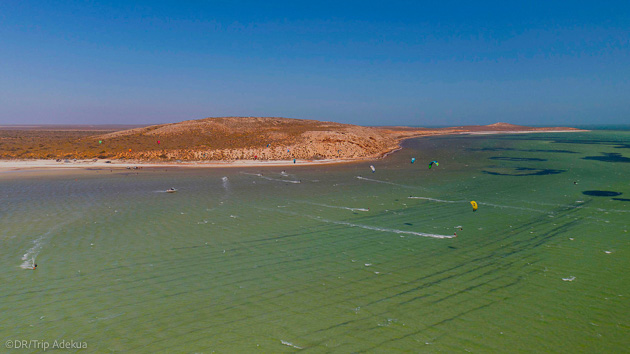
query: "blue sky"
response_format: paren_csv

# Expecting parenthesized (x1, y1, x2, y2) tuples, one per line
(1, 1, 628, 126)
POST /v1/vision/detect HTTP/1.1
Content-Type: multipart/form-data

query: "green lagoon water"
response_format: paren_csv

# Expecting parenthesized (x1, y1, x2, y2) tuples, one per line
(1, 131, 629, 352)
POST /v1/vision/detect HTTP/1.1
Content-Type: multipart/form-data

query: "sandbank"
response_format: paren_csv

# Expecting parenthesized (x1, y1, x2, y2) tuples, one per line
(0, 128, 583, 174)
(457, 129, 584, 135)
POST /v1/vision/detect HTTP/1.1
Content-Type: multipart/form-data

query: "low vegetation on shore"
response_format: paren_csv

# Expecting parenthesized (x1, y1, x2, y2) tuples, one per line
(0, 117, 580, 161)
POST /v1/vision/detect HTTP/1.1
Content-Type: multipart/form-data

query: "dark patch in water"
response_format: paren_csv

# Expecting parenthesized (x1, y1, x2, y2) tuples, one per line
(582, 153, 630, 163)
(404, 223, 413, 226)
(469, 147, 516, 152)
(359, 201, 588, 312)
(473, 135, 630, 150)
(447, 246, 457, 249)
(468, 147, 577, 154)
(489, 156, 547, 162)
(530, 137, 630, 150)
(612, 198, 630, 202)
(582, 190, 622, 197)
(550, 140, 630, 149)
(530, 149, 578, 154)
(482, 167, 566, 176)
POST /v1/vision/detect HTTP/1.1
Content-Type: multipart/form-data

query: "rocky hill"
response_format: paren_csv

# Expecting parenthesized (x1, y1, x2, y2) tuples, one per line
(0, 117, 581, 161)
(90, 117, 402, 161)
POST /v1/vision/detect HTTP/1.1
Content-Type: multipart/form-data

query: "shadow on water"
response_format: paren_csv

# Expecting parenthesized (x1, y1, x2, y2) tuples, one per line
(489, 157, 547, 162)
(482, 167, 566, 176)
(612, 198, 630, 202)
(582, 153, 630, 163)
(468, 147, 577, 154)
(480, 135, 630, 150)
(582, 190, 623, 197)
(553, 141, 630, 149)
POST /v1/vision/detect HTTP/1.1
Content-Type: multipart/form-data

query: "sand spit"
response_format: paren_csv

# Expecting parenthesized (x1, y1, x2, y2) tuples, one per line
(0, 157, 359, 172)
(0, 118, 583, 172)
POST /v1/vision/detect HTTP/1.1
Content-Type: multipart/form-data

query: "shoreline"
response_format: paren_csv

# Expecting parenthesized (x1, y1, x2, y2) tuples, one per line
(0, 129, 583, 173)
(0, 157, 362, 172)
(455, 129, 585, 135)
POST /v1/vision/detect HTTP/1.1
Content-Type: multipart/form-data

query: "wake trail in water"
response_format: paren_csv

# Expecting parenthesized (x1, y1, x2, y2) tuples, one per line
(20, 238, 44, 269)
(356, 176, 430, 191)
(216, 176, 233, 206)
(258, 207, 454, 239)
(313, 216, 456, 239)
(20, 217, 78, 269)
(411, 194, 628, 215)
(478, 202, 550, 214)
(280, 170, 298, 179)
(519, 199, 630, 214)
(408, 196, 467, 204)
(222, 176, 230, 192)
(408, 196, 553, 214)
(242, 172, 301, 184)
(281, 340, 303, 349)
(296, 201, 369, 212)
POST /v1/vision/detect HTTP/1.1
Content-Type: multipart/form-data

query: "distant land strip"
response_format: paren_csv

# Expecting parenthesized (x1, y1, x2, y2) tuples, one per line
(0, 117, 582, 162)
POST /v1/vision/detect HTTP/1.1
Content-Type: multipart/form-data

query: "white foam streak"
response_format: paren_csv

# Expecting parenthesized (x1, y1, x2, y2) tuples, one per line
(221, 176, 230, 191)
(258, 207, 454, 239)
(408, 196, 466, 204)
(408, 196, 553, 214)
(312, 217, 455, 239)
(477, 202, 550, 214)
(521, 199, 630, 214)
(20, 235, 46, 269)
(242, 172, 301, 184)
(90, 312, 126, 322)
(19, 217, 78, 269)
(297, 201, 369, 212)
(281, 340, 303, 349)
(356, 176, 429, 191)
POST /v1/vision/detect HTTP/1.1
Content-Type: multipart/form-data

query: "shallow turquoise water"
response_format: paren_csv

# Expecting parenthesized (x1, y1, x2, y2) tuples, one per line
(1, 131, 628, 352)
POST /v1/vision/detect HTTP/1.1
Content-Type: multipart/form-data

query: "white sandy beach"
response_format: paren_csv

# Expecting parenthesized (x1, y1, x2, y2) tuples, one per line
(0, 157, 360, 173)
(0, 129, 583, 173)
